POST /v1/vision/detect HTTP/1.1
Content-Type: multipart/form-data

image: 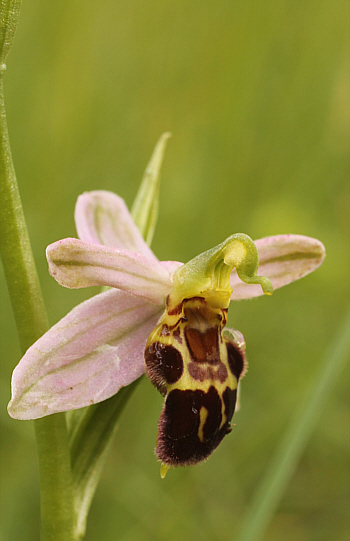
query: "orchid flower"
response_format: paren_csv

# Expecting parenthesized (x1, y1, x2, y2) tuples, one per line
(8, 189, 325, 428)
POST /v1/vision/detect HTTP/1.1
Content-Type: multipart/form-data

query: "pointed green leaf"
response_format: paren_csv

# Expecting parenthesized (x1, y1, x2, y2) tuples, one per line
(68, 380, 141, 539)
(131, 132, 171, 246)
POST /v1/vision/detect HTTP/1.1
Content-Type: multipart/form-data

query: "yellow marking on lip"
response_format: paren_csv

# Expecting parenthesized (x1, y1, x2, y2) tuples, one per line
(198, 406, 209, 443)
(219, 394, 227, 430)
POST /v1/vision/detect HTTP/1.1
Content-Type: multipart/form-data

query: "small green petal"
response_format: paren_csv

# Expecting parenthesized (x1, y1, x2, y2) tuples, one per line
(168, 233, 273, 311)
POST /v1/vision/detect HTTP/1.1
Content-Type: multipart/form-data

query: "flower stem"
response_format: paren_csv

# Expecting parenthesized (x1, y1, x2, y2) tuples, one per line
(34, 416, 76, 541)
(0, 75, 76, 539)
(0, 81, 49, 350)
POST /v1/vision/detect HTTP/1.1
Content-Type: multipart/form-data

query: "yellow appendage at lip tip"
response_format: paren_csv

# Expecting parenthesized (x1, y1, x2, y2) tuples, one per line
(160, 462, 170, 479)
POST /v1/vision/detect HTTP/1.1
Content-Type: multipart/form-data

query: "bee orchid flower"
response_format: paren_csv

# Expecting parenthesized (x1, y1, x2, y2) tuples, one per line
(8, 190, 325, 429)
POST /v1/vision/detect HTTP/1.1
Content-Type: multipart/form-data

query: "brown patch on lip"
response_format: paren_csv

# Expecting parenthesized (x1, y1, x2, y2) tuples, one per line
(221, 310, 228, 327)
(185, 327, 220, 364)
(188, 362, 228, 383)
(172, 326, 183, 343)
(156, 385, 234, 466)
(226, 342, 245, 380)
(166, 299, 182, 316)
(167, 296, 206, 316)
(145, 342, 184, 395)
(161, 324, 170, 336)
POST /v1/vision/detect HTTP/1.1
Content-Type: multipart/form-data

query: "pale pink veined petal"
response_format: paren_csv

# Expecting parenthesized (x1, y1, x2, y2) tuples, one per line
(230, 234, 326, 300)
(75, 190, 157, 260)
(159, 260, 183, 275)
(46, 238, 172, 305)
(8, 288, 163, 420)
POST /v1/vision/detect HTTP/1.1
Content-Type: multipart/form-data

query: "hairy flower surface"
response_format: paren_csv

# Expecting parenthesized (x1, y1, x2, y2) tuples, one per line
(8, 190, 325, 421)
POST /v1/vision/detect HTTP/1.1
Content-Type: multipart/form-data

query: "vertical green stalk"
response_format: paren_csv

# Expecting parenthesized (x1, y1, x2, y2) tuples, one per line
(34, 417, 76, 541)
(0, 5, 77, 536)
(0, 76, 49, 351)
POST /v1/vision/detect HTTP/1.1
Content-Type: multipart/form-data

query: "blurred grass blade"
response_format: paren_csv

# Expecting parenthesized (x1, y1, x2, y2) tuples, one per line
(236, 309, 350, 541)
(131, 132, 171, 245)
(68, 379, 141, 539)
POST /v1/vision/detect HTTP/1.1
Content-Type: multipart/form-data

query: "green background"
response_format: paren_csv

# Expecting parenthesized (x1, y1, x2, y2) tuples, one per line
(1, 1, 349, 540)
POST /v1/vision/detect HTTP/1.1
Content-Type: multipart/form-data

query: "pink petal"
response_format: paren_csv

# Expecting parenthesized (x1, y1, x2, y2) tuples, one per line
(159, 260, 184, 275)
(46, 238, 172, 305)
(230, 234, 326, 300)
(8, 289, 163, 420)
(75, 191, 157, 260)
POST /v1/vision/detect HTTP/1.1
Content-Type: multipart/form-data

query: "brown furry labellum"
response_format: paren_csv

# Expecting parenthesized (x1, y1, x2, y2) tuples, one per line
(144, 296, 246, 474)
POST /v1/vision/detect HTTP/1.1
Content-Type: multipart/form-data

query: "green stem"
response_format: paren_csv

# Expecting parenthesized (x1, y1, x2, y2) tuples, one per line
(0, 82, 49, 350)
(236, 310, 350, 541)
(0, 76, 76, 539)
(35, 416, 76, 541)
